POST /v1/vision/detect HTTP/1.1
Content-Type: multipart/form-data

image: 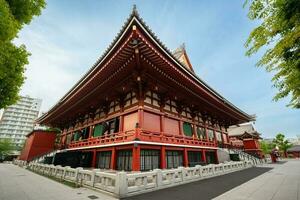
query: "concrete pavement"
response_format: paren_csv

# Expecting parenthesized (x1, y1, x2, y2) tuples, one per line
(0, 163, 117, 200)
(2, 160, 300, 200)
(214, 159, 300, 200)
(122, 166, 272, 200)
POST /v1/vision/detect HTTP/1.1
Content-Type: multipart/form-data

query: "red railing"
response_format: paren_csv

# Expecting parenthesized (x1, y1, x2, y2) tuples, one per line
(67, 130, 136, 149)
(66, 129, 218, 149)
(139, 130, 217, 147)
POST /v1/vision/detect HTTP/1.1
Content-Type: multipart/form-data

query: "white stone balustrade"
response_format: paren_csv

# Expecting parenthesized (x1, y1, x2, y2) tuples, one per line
(13, 160, 254, 198)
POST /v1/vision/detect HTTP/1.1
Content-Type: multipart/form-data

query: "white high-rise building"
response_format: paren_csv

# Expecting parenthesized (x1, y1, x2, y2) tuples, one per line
(0, 96, 42, 149)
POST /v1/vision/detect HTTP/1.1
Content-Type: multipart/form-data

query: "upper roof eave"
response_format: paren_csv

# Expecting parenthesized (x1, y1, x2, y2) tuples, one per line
(37, 6, 254, 125)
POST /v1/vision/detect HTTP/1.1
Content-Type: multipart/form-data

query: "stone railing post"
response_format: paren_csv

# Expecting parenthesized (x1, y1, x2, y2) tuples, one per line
(153, 169, 162, 187)
(178, 167, 185, 181)
(90, 169, 98, 187)
(115, 172, 127, 197)
(196, 165, 202, 178)
(75, 167, 83, 183)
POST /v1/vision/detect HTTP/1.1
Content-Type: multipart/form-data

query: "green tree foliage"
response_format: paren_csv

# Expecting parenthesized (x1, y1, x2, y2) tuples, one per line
(273, 133, 292, 157)
(245, 0, 300, 108)
(0, 138, 14, 157)
(260, 140, 275, 154)
(0, 0, 45, 109)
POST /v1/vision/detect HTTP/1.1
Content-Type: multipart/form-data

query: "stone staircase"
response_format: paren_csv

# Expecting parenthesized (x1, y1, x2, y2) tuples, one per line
(229, 149, 266, 165)
(30, 149, 61, 164)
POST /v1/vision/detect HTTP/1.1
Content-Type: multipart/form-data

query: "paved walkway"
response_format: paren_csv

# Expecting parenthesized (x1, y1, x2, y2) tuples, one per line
(122, 166, 272, 200)
(214, 160, 300, 200)
(1, 160, 300, 200)
(0, 163, 117, 200)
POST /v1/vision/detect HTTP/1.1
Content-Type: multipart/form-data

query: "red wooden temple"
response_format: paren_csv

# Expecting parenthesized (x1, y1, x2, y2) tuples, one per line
(228, 123, 263, 158)
(37, 7, 254, 171)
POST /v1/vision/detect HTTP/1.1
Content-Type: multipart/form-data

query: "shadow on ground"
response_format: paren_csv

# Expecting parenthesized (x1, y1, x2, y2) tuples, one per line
(122, 167, 272, 200)
(273, 161, 287, 164)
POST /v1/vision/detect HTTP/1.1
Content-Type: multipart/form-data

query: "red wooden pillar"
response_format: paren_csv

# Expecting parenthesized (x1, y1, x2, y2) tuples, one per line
(183, 148, 189, 167)
(92, 149, 97, 168)
(213, 130, 218, 144)
(179, 120, 183, 135)
(160, 115, 165, 133)
(119, 115, 124, 132)
(88, 125, 93, 138)
(205, 127, 209, 141)
(215, 150, 219, 164)
(132, 144, 140, 171)
(193, 124, 197, 139)
(138, 108, 144, 128)
(110, 147, 116, 170)
(160, 146, 166, 169)
(202, 149, 207, 164)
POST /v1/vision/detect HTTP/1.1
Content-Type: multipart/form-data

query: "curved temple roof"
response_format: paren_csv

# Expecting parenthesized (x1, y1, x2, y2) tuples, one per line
(37, 5, 255, 126)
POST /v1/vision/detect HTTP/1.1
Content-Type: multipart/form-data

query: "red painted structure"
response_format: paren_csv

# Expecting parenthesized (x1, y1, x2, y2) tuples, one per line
(19, 130, 57, 161)
(36, 7, 254, 171)
(287, 145, 300, 158)
(228, 123, 263, 158)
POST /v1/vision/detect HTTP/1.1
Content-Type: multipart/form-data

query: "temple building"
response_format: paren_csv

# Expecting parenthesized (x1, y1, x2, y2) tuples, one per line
(228, 123, 263, 158)
(36, 7, 254, 171)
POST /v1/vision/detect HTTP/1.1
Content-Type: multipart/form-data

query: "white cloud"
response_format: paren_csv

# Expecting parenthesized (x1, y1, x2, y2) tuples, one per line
(14, 29, 81, 113)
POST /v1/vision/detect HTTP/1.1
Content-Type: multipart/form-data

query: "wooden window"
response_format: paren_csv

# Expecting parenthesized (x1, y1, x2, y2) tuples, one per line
(93, 124, 105, 137)
(188, 151, 203, 167)
(144, 91, 160, 108)
(197, 126, 206, 140)
(93, 117, 119, 137)
(108, 101, 120, 114)
(216, 131, 222, 142)
(107, 117, 120, 134)
(205, 151, 217, 164)
(183, 122, 193, 137)
(73, 131, 80, 141)
(222, 133, 228, 143)
(66, 134, 71, 144)
(166, 150, 183, 169)
(124, 92, 138, 108)
(207, 129, 215, 141)
(164, 104, 171, 111)
(116, 150, 132, 171)
(140, 150, 160, 171)
(96, 151, 111, 169)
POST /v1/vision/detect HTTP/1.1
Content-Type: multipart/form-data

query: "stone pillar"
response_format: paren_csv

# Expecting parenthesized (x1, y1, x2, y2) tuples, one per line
(153, 169, 163, 187)
(115, 171, 127, 197)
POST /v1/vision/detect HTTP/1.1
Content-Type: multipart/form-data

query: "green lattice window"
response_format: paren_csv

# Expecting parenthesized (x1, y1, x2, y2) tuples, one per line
(93, 124, 104, 137)
(73, 131, 80, 141)
(183, 122, 193, 137)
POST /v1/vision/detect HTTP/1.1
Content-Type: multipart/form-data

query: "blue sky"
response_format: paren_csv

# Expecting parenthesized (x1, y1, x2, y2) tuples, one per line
(15, 0, 299, 138)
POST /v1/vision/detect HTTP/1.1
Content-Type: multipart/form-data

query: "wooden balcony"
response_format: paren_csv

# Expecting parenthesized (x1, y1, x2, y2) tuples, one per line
(66, 128, 217, 149)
